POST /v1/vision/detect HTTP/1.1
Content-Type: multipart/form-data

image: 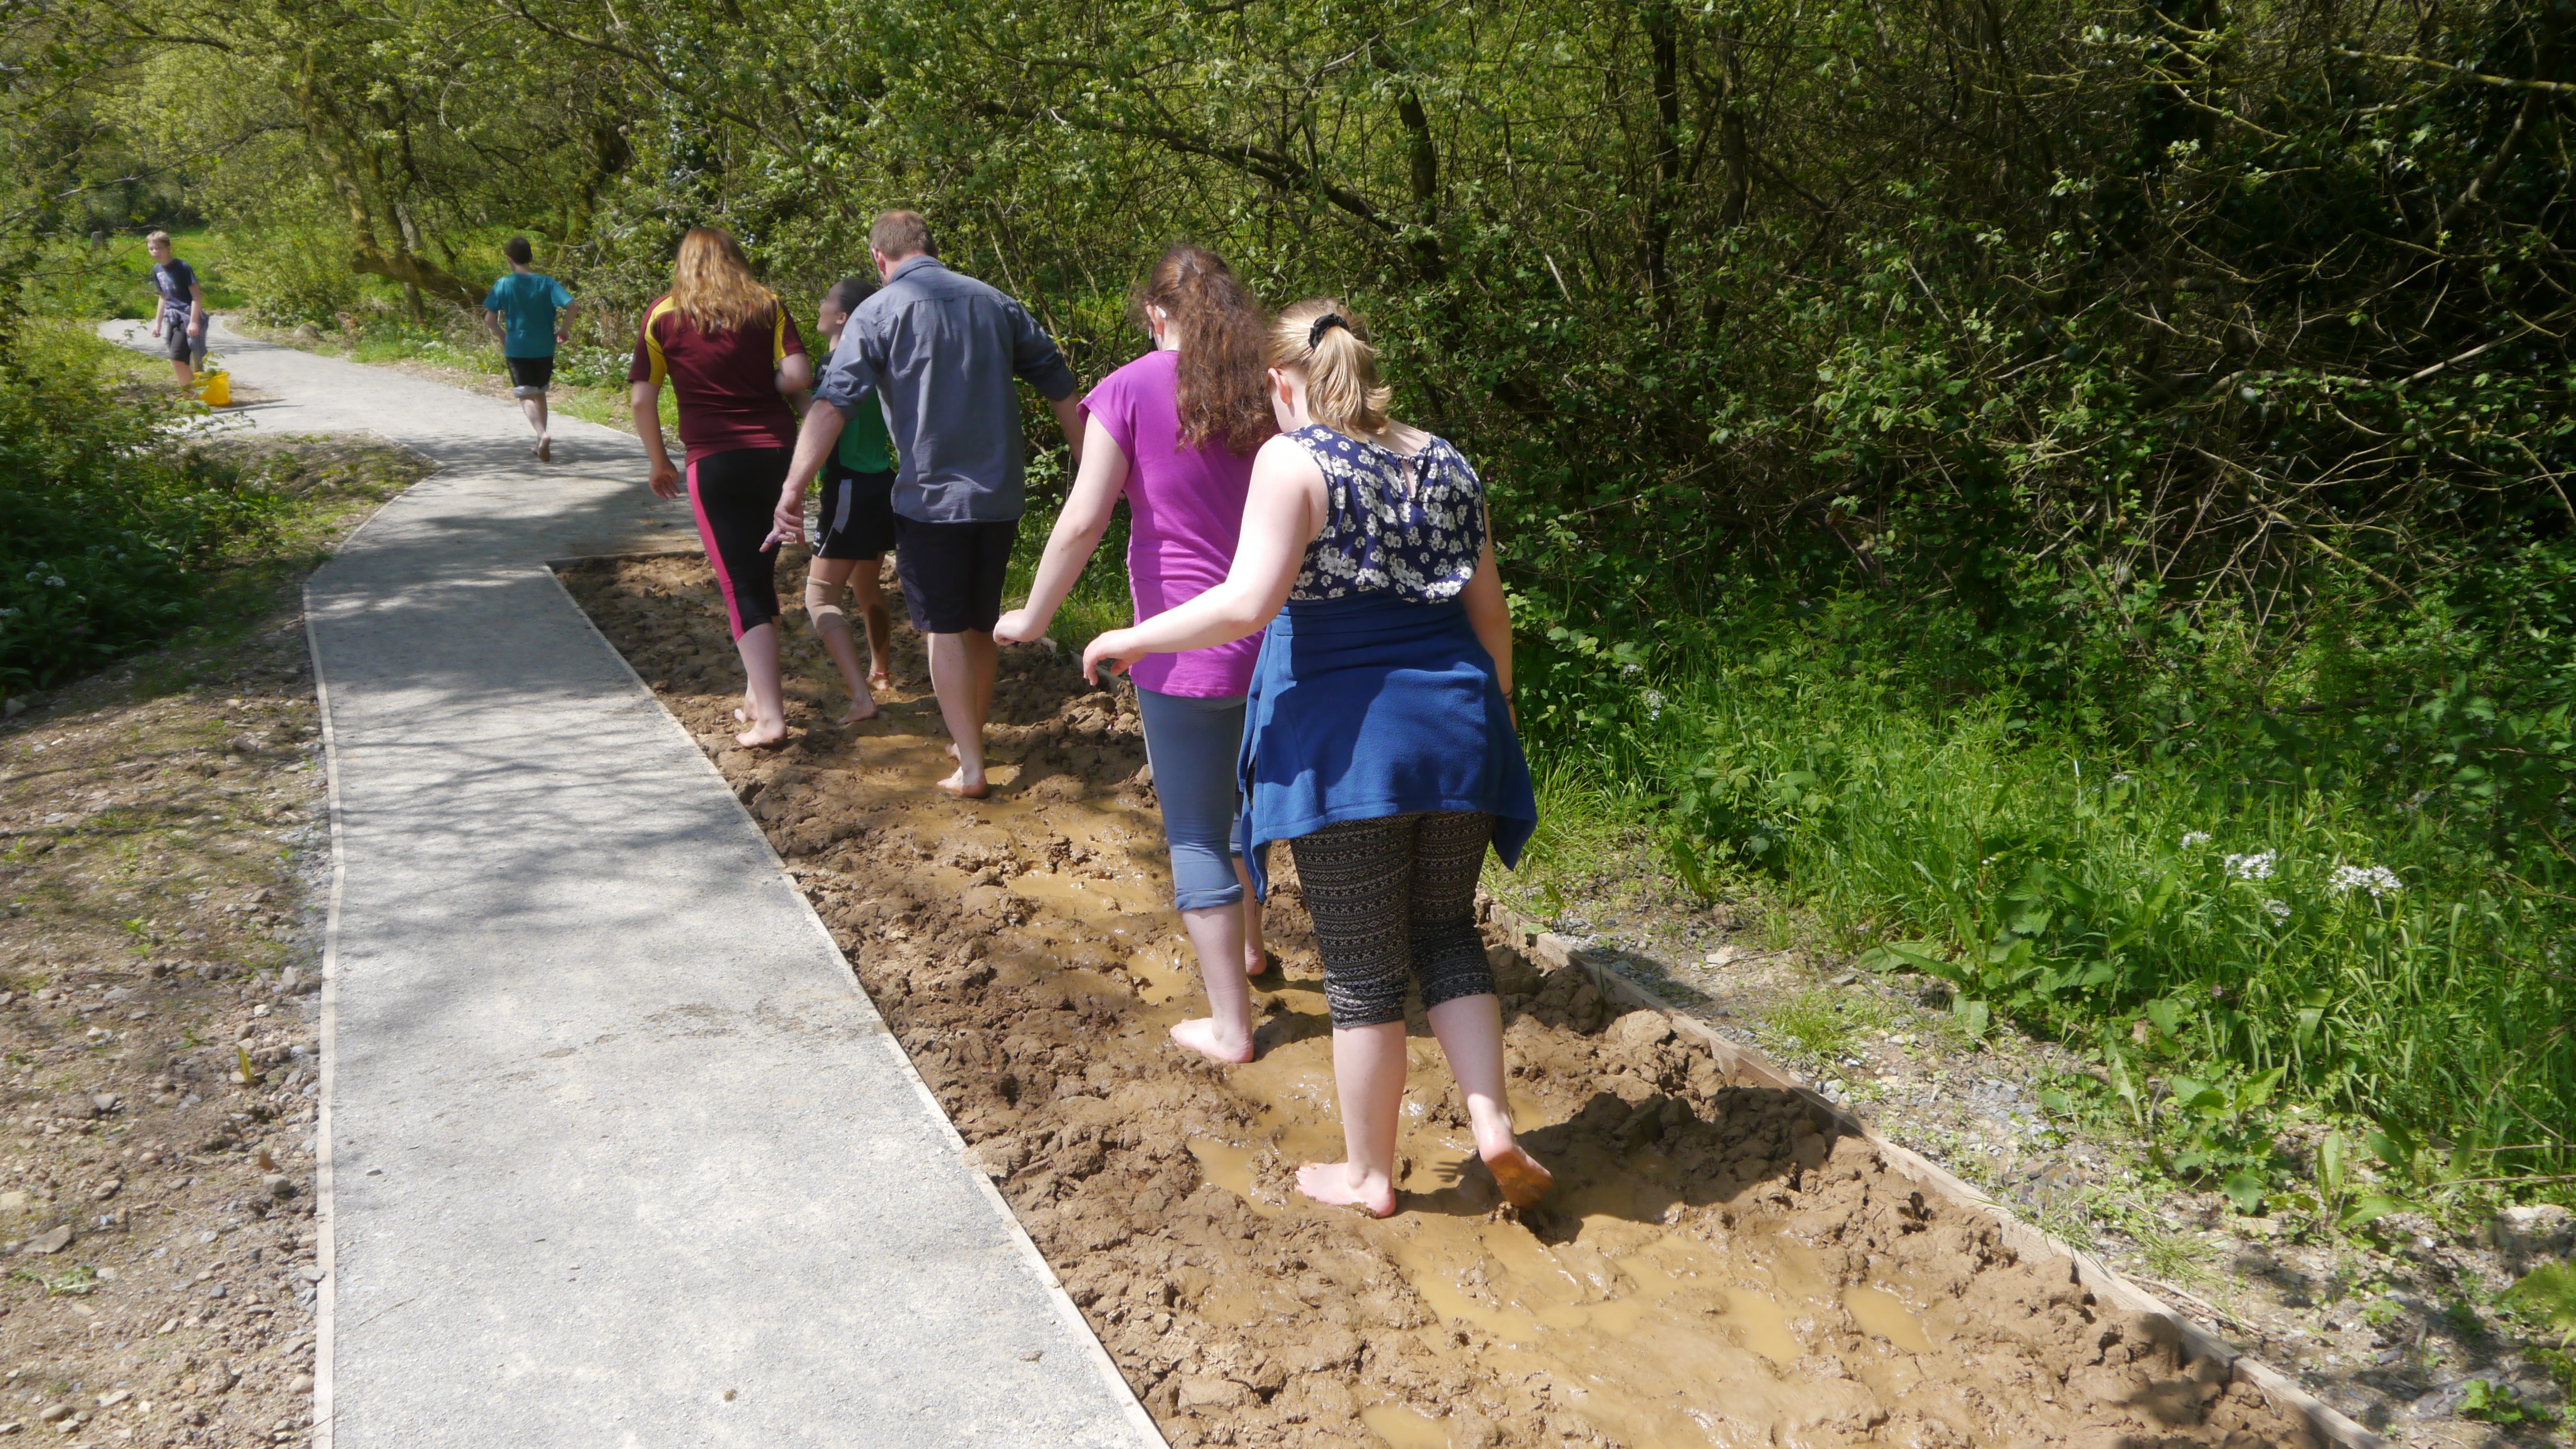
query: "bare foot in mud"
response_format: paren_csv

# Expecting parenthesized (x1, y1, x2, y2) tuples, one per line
(1169, 1017, 1254, 1064)
(1298, 1162, 1398, 1218)
(1245, 948, 1273, 978)
(1482, 1143, 1555, 1208)
(937, 766, 988, 799)
(869, 669, 894, 694)
(837, 696, 879, 724)
(733, 707, 788, 750)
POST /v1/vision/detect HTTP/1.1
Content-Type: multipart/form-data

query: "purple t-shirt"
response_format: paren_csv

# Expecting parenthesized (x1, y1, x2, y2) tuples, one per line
(1082, 349, 1262, 697)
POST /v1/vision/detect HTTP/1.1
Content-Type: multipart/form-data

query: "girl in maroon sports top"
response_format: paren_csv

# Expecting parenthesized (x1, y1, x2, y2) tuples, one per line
(629, 228, 815, 748)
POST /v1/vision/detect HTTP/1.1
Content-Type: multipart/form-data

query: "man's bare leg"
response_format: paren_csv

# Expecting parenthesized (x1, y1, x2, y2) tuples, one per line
(803, 558, 879, 723)
(926, 631, 992, 797)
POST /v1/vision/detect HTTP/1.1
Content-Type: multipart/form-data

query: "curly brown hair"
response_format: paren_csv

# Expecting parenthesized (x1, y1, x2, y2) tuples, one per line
(1136, 244, 1273, 454)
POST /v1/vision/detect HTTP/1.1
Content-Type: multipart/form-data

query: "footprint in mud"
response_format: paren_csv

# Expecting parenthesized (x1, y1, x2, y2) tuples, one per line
(562, 554, 2331, 1449)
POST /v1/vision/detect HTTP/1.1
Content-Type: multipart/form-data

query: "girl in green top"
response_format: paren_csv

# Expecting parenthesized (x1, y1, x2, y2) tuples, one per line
(804, 278, 902, 720)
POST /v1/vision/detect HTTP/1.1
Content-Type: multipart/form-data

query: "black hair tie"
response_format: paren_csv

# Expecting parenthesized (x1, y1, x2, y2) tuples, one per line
(1308, 314, 1349, 349)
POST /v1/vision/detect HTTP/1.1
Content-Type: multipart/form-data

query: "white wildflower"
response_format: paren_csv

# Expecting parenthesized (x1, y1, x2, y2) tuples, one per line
(2224, 850, 2275, 880)
(2264, 899, 2291, 922)
(1640, 688, 1666, 721)
(2180, 831, 2213, 849)
(2329, 864, 2403, 898)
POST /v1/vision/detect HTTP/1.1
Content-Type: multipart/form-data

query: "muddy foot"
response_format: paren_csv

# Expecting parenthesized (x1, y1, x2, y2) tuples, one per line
(1245, 949, 1275, 979)
(1296, 1162, 1398, 1218)
(869, 670, 894, 694)
(838, 697, 880, 724)
(937, 767, 989, 799)
(1169, 1018, 1254, 1064)
(1483, 1143, 1555, 1209)
(736, 723, 788, 749)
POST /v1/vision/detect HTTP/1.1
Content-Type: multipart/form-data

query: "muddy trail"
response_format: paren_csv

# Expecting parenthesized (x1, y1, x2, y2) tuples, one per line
(561, 553, 2319, 1449)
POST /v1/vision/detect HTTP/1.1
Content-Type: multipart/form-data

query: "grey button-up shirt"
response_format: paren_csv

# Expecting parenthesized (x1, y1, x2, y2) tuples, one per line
(814, 255, 1078, 523)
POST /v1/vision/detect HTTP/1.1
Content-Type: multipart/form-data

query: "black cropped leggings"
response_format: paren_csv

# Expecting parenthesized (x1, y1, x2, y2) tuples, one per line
(1287, 811, 1497, 1029)
(686, 446, 790, 640)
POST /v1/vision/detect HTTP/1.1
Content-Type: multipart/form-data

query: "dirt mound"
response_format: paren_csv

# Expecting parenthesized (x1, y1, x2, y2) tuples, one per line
(563, 553, 2320, 1449)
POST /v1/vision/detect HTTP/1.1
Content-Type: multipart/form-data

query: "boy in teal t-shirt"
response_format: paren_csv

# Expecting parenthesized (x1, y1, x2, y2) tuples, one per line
(801, 277, 903, 722)
(478, 235, 577, 462)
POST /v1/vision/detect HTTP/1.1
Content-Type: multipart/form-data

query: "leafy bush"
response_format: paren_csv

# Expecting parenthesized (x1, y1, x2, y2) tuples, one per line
(0, 324, 280, 692)
(228, 223, 363, 327)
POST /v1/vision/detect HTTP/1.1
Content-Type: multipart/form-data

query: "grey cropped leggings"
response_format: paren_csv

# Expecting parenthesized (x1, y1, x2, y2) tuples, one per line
(1134, 686, 1246, 912)
(1287, 811, 1497, 1029)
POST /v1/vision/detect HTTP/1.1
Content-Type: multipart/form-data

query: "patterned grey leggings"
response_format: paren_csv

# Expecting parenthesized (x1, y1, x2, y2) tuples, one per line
(1287, 811, 1497, 1029)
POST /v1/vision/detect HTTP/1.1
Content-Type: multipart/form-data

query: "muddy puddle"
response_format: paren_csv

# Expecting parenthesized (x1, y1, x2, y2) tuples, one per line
(562, 553, 2319, 1449)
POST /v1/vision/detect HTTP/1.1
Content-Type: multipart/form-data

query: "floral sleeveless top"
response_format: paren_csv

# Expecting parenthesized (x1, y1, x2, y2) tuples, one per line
(1286, 424, 1488, 603)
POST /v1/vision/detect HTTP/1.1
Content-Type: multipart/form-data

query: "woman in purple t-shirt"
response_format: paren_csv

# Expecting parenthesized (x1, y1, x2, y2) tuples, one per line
(995, 245, 1274, 1063)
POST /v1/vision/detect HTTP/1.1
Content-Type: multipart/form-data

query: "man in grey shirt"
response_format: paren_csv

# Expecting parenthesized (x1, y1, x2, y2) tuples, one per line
(775, 210, 1083, 799)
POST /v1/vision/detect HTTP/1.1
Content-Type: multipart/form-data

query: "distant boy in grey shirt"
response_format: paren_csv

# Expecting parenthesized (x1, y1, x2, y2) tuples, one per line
(777, 210, 1082, 799)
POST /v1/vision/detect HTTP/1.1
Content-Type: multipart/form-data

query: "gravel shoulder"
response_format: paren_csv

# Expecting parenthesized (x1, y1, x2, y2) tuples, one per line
(0, 438, 429, 1448)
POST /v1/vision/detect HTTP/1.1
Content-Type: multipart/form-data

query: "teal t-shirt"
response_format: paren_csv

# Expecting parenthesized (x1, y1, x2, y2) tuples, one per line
(483, 271, 574, 358)
(836, 391, 897, 474)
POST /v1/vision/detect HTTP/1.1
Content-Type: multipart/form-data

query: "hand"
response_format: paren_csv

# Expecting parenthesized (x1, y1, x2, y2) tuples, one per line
(1081, 628, 1141, 684)
(151, 320, 163, 338)
(992, 608, 1044, 646)
(647, 458, 681, 500)
(770, 489, 807, 548)
(556, 329, 569, 344)
(191, 320, 206, 339)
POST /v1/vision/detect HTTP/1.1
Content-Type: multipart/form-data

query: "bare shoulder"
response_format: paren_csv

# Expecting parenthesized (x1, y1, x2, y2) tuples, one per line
(1254, 432, 1323, 476)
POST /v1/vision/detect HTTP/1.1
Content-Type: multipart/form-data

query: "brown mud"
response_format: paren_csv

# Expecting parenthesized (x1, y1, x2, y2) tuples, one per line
(564, 552, 2327, 1449)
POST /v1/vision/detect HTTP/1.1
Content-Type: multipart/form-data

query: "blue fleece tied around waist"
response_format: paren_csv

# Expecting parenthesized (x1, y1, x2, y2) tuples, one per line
(1233, 591, 1538, 898)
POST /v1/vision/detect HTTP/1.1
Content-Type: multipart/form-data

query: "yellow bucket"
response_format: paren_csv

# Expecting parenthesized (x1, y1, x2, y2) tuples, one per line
(197, 371, 230, 407)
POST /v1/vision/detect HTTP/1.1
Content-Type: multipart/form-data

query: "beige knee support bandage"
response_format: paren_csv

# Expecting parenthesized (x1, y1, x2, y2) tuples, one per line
(804, 576, 851, 637)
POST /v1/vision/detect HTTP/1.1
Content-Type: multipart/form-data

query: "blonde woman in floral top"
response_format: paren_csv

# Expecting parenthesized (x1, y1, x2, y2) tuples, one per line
(1082, 299, 1548, 1219)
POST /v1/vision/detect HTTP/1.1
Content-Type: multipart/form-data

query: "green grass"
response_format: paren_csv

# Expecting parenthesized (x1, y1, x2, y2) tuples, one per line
(1759, 986, 1898, 1061)
(1509, 590, 2576, 1209)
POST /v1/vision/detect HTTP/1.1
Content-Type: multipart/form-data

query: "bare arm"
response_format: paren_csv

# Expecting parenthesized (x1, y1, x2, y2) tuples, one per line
(632, 381, 680, 499)
(1050, 394, 1086, 468)
(556, 303, 577, 345)
(770, 398, 849, 544)
(776, 351, 816, 396)
(481, 309, 505, 345)
(993, 417, 1127, 644)
(1460, 510, 1511, 696)
(1080, 437, 1321, 681)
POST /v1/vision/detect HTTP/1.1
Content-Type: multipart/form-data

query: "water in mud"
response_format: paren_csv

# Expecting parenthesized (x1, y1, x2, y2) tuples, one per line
(565, 555, 2318, 1449)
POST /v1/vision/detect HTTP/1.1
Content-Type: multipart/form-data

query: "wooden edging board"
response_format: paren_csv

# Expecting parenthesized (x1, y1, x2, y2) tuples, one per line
(1480, 902, 2385, 1449)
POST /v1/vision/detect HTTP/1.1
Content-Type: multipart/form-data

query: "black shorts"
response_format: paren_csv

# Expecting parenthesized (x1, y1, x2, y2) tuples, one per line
(815, 463, 898, 561)
(505, 355, 556, 394)
(163, 323, 205, 365)
(893, 517, 1017, 635)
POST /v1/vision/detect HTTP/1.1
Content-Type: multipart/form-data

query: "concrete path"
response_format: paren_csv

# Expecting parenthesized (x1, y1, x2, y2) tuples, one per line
(103, 320, 1162, 1448)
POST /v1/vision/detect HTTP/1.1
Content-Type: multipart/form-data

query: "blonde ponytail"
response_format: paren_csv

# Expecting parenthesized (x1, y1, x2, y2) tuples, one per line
(1267, 298, 1391, 437)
